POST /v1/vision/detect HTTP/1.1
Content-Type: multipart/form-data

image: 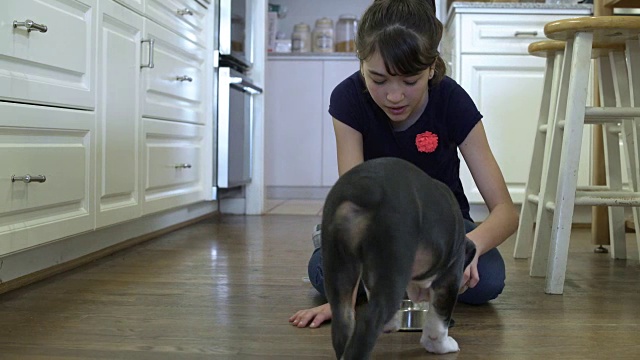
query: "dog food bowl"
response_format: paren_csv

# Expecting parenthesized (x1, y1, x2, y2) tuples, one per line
(397, 300, 428, 331)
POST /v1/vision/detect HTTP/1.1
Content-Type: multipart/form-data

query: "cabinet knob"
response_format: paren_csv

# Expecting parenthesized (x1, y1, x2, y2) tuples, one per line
(13, 19, 48, 33)
(177, 8, 193, 16)
(176, 75, 193, 82)
(175, 164, 192, 169)
(12, 174, 47, 183)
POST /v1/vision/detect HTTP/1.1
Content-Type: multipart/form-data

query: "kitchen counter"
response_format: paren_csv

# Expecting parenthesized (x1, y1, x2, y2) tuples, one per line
(446, 2, 592, 26)
(447, 2, 592, 21)
(267, 52, 358, 61)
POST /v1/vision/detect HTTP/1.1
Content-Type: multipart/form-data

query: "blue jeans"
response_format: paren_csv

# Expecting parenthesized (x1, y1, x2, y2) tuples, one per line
(307, 220, 505, 305)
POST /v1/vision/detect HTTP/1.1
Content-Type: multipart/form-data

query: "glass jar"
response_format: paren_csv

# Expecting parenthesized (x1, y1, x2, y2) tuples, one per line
(291, 23, 311, 53)
(312, 17, 334, 53)
(335, 15, 357, 53)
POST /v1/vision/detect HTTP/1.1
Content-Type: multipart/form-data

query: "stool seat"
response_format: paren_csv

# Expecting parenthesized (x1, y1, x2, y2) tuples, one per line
(528, 40, 625, 58)
(545, 16, 640, 43)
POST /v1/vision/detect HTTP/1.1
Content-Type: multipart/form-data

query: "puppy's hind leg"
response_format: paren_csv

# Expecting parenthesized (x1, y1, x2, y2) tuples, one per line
(420, 274, 461, 354)
(341, 230, 411, 359)
(323, 202, 368, 359)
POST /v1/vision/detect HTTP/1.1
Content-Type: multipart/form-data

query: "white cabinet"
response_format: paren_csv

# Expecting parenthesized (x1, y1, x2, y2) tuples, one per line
(142, 119, 206, 214)
(0, 0, 96, 109)
(145, 0, 207, 45)
(96, 0, 143, 228)
(443, 8, 592, 205)
(0, 102, 94, 256)
(265, 60, 324, 187)
(141, 19, 206, 125)
(265, 56, 359, 192)
(0, 0, 213, 255)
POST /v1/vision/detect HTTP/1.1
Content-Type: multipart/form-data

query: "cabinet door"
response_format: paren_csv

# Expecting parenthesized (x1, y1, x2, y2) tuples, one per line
(141, 19, 206, 125)
(96, 1, 143, 228)
(321, 60, 360, 186)
(145, 0, 207, 45)
(142, 119, 206, 215)
(0, 102, 93, 256)
(113, 0, 145, 14)
(459, 54, 591, 204)
(265, 60, 324, 187)
(0, 0, 96, 109)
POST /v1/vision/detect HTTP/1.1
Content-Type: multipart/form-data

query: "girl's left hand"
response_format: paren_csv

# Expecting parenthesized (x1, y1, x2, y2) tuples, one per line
(460, 254, 480, 294)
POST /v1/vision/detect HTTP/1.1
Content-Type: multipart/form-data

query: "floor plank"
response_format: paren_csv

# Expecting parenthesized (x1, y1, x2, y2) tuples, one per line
(0, 214, 639, 359)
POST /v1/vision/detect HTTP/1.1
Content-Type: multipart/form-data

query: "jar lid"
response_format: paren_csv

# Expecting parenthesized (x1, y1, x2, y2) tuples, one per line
(339, 14, 357, 20)
(315, 17, 333, 27)
(293, 23, 310, 31)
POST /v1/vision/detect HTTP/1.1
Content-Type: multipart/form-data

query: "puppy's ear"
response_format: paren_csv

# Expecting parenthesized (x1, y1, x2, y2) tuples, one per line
(463, 237, 476, 269)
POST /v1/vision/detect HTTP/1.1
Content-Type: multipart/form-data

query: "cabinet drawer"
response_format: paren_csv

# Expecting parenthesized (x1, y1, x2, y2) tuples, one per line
(459, 14, 575, 55)
(142, 119, 205, 214)
(142, 19, 206, 124)
(145, 0, 207, 45)
(0, 103, 93, 256)
(0, 0, 96, 109)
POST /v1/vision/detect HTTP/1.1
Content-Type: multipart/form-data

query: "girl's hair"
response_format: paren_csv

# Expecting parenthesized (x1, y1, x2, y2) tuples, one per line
(356, 0, 446, 87)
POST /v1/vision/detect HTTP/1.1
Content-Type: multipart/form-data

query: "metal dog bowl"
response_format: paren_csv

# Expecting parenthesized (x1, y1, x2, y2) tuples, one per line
(397, 300, 428, 331)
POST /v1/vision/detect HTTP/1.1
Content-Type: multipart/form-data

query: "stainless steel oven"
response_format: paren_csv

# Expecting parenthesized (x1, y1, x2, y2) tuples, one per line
(218, 0, 254, 70)
(216, 67, 262, 190)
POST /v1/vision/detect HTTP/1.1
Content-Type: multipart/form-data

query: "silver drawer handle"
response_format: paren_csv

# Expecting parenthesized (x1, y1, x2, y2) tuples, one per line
(12, 174, 47, 183)
(13, 19, 48, 33)
(177, 8, 193, 16)
(176, 75, 193, 82)
(514, 31, 538, 37)
(141, 39, 155, 69)
(175, 163, 192, 169)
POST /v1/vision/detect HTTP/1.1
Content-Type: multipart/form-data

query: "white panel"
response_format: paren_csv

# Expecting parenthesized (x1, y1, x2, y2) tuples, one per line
(321, 59, 360, 186)
(264, 60, 324, 187)
(96, 0, 143, 228)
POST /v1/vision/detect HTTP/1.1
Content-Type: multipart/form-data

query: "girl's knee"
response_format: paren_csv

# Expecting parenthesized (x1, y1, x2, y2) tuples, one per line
(307, 248, 326, 297)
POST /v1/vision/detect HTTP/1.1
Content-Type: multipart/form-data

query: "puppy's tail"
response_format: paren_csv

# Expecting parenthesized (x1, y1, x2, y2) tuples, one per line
(328, 175, 383, 252)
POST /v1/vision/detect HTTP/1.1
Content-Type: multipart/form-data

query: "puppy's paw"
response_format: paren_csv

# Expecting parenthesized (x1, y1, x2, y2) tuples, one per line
(382, 311, 402, 333)
(420, 334, 459, 354)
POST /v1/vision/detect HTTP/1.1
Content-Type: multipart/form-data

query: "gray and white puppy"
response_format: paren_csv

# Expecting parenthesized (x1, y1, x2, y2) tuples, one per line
(322, 157, 476, 359)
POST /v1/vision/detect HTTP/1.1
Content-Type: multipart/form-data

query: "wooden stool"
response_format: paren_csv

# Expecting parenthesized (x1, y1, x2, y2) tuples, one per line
(515, 40, 630, 274)
(517, 17, 640, 294)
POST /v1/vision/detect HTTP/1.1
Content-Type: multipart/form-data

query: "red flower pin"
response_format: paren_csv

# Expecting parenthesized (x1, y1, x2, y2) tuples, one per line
(415, 131, 438, 153)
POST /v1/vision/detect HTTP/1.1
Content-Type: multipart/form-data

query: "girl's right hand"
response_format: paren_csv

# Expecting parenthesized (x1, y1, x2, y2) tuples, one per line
(289, 303, 332, 328)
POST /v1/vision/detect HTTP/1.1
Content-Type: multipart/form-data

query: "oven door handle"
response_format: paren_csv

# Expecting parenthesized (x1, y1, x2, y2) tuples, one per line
(230, 77, 263, 94)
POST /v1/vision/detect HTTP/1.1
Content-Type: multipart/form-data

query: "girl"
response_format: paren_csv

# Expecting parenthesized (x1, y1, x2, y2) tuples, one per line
(290, 0, 518, 328)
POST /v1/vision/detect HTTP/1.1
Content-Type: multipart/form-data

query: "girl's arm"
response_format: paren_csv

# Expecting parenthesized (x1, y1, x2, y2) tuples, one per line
(459, 121, 519, 256)
(333, 118, 364, 176)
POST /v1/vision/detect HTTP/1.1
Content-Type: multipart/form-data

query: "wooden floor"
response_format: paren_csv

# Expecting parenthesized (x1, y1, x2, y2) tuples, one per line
(0, 213, 639, 359)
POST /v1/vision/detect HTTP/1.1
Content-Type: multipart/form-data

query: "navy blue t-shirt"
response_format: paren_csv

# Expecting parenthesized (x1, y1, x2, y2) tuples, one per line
(329, 71, 482, 221)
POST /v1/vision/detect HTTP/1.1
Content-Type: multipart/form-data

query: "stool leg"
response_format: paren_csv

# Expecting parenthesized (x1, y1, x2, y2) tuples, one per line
(626, 38, 640, 255)
(600, 51, 627, 260)
(546, 33, 594, 294)
(530, 51, 567, 277)
(514, 54, 559, 259)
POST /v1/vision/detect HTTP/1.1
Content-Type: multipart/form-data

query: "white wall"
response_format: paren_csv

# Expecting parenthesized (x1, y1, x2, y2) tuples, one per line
(273, 0, 448, 39)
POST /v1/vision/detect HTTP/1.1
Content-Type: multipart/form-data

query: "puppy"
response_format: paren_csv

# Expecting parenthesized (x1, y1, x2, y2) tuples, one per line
(322, 157, 476, 359)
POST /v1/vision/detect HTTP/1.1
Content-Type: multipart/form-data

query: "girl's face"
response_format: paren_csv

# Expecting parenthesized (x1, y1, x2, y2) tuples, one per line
(362, 52, 433, 127)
